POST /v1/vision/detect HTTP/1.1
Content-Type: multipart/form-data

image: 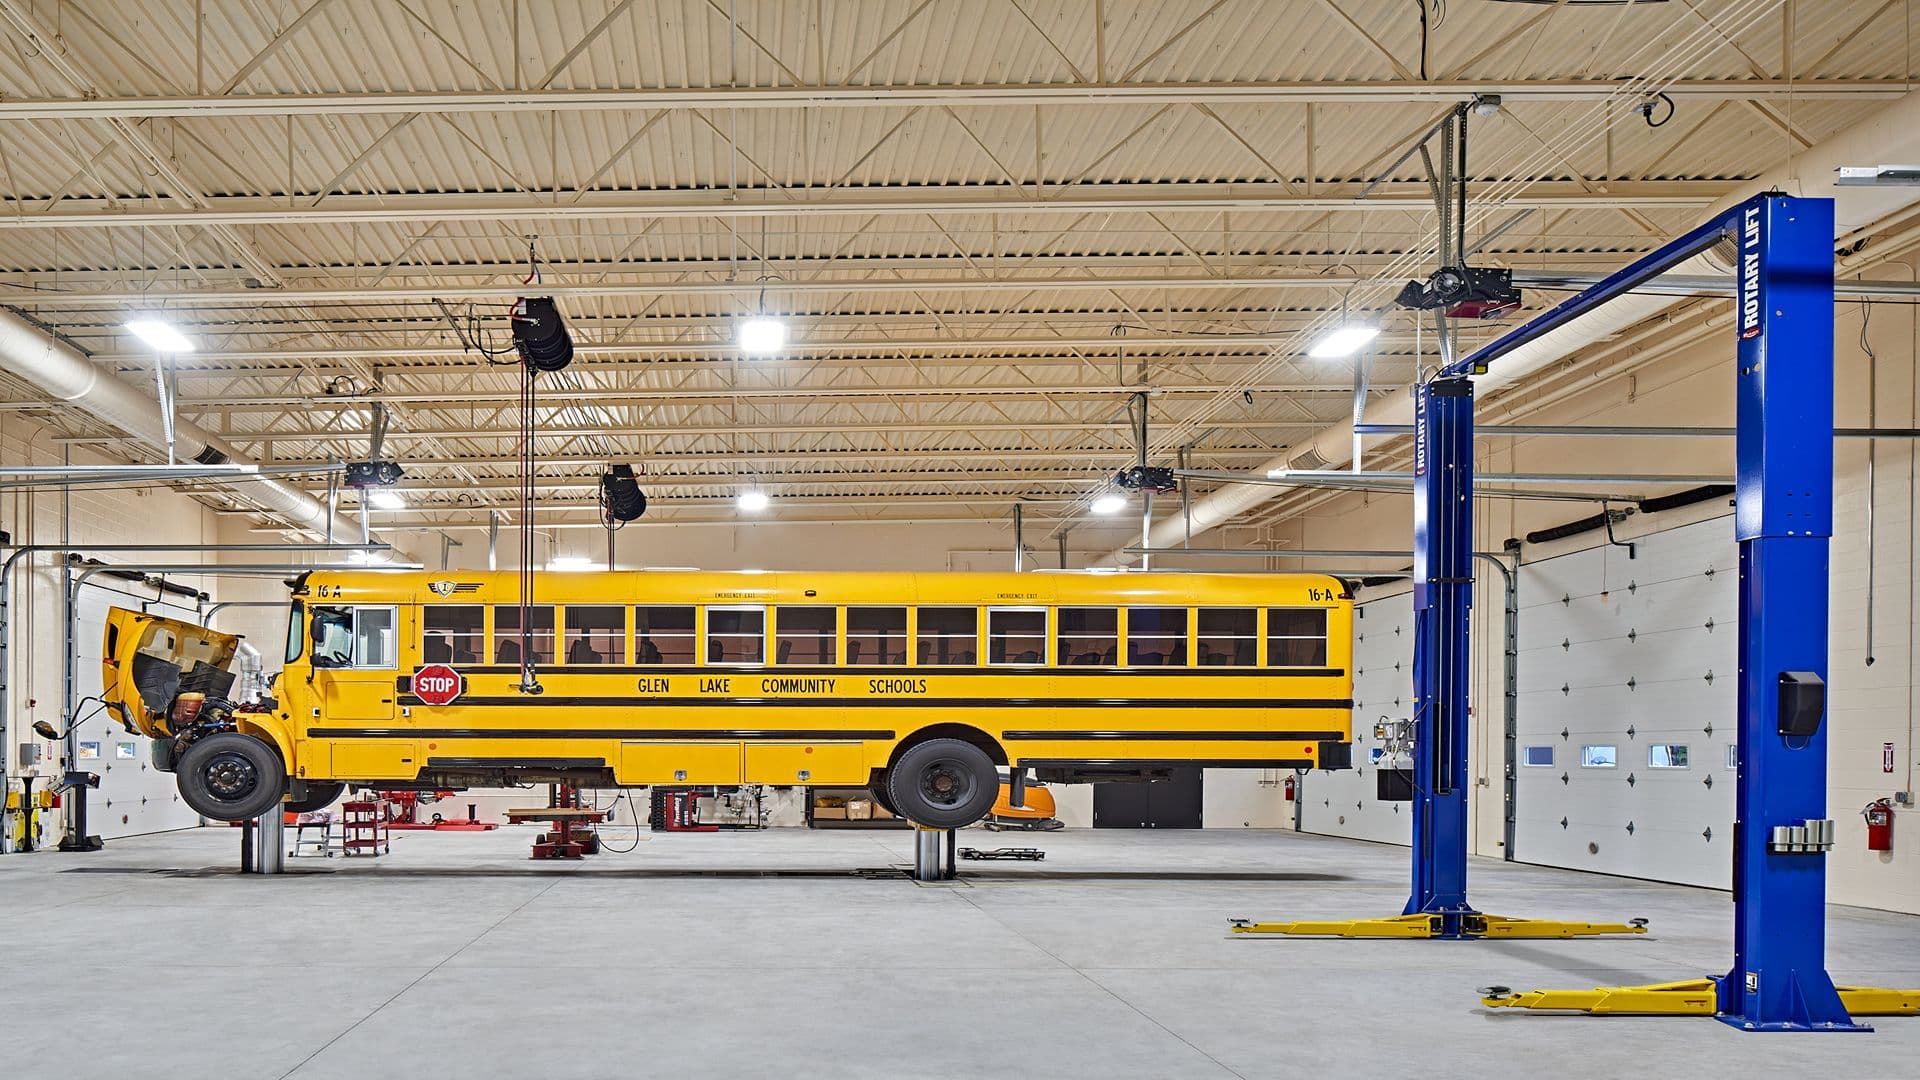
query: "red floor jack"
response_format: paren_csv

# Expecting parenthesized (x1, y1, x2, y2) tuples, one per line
(506, 783, 607, 859)
(655, 789, 718, 832)
(380, 790, 498, 831)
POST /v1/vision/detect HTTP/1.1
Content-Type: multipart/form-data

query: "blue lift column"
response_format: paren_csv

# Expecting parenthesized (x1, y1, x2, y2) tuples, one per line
(1406, 375, 1477, 934)
(1718, 196, 1863, 1032)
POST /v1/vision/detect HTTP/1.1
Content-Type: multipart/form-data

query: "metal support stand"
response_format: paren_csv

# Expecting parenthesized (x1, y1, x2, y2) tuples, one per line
(912, 826, 957, 882)
(240, 807, 284, 875)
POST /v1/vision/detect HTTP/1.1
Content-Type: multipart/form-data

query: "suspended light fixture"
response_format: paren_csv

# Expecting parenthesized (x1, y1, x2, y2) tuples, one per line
(124, 318, 195, 353)
(1308, 323, 1381, 360)
(1091, 493, 1128, 515)
(737, 316, 787, 355)
(737, 489, 771, 512)
(368, 490, 406, 511)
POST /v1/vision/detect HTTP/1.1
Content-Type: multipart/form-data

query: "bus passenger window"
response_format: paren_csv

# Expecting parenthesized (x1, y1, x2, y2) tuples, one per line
(563, 605, 625, 665)
(494, 605, 555, 665)
(706, 607, 765, 665)
(916, 608, 977, 665)
(988, 608, 1047, 665)
(1198, 608, 1257, 666)
(1267, 608, 1329, 667)
(847, 607, 907, 665)
(424, 605, 483, 664)
(775, 607, 836, 665)
(1057, 607, 1117, 665)
(1127, 607, 1188, 666)
(635, 606, 695, 665)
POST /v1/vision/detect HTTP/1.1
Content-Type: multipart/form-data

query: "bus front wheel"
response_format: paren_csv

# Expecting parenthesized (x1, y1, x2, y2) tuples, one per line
(286, 781, 346, 815)
(885, 738, 998, 829)
(177, 732, 287, 821)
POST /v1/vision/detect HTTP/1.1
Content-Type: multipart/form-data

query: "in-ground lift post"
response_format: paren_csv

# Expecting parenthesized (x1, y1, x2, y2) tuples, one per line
(1239, 193, 1920, 1030)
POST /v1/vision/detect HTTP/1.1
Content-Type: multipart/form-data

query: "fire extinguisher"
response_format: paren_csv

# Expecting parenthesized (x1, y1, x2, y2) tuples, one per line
(1283, 774, 1296, 802)
(1863, 799, 1894, 852)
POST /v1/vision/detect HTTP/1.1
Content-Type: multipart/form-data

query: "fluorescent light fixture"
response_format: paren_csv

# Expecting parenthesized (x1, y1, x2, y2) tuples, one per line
(347, 549, 391, 565)
(736, 489, 771, 511)
(368, 490, 406, 510)
(124, 318, 195, 353)
(1308, 324, 1381, 359)
(737, 316, 788, 355)
(1091, 493, 1128, 515)
(548, 555, 600, 571)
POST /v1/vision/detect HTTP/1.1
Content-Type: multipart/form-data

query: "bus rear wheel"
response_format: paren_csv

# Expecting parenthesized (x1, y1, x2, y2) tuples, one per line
(177, 732, 286, 821)
(885, 738, 998, 829)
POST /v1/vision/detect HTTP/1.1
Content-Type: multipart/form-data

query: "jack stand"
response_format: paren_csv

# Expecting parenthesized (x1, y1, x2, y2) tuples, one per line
(911, 826, 956, 882)
(55, 770, 102, 852)
(1230, 914, 1648, 939)
(239, 806, 284, 875)
(1481, 979, 1919, 1019)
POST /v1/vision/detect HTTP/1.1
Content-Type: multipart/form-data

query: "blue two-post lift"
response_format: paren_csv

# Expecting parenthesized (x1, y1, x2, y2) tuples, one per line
(1234, 193, 1919, 1029)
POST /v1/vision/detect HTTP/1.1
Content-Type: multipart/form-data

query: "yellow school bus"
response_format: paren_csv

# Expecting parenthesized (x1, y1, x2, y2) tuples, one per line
(101, 569, 1354, 828)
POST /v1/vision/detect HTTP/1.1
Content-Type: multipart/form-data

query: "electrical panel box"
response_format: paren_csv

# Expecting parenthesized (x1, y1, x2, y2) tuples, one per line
(17, 742, 40, 766)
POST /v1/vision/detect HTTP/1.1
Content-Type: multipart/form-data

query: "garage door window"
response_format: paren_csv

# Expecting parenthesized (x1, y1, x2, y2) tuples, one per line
(1648, 744, 1690, 769)
(1522, 745, 1554, 767)
(1581, 745, 1618, 768)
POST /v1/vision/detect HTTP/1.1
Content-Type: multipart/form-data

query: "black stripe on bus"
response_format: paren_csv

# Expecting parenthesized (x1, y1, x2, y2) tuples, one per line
(400, 665, 1346, 682)
(312, 728, 893, 741)
(1002, 730, 1343, 742)
(394, 695, 1352, 710)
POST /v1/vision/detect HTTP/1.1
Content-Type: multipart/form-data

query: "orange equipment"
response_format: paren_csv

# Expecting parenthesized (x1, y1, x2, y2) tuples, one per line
(986, 778, 1064, 831)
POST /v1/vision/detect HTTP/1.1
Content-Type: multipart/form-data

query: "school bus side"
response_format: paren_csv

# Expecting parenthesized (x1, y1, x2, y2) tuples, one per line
(103, 569, 1354, 828)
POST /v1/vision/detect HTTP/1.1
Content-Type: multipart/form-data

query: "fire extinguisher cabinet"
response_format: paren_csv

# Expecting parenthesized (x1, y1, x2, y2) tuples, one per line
(1863, 799, 1894, 852)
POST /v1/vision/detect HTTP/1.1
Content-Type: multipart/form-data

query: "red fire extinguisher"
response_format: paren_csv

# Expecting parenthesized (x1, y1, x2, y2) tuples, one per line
(1283, 774, 1296, 802)
(1864, 799, 1894, 852)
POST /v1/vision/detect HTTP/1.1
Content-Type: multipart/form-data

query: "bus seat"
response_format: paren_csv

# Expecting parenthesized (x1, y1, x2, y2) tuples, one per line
(958, 650, 975, 665)
(423, 634, 452, 663)
(1016, 650, 1040, 664)
(777, 640, 793, 664)
(846, 640, 862, 664)
(709, 639, 724, 663)
(1074, 651, 1098, 665)
(640, 638, 663, 664)
(496, 640, 521, 664)
(918, 641, 932, 664)
(567, 639, 601, 665)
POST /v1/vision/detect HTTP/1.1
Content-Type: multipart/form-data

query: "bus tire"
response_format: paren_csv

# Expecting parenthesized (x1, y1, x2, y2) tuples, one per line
(885, 738, 998, 829)
(285, 781, 346, 815)
(868, 780, 897, 817)
(176, 732, 287, 822)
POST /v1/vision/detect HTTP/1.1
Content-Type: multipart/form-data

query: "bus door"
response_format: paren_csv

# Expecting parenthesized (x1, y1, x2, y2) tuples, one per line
(307, 604, 401, 722)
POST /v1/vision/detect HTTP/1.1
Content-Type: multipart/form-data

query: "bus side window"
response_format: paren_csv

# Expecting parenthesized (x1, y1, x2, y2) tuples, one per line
(847, 606, 907, 665)
(494, 605, 556, 665)
(309, 606, 353, 668)
(775, 607, 836, 665)
(916, 607, 976, 665)
(1127, 607, 1188, 667)
(987, 608, 1047, 665)
(706, 607, 765, 665)
(1057, 607, 1117, 665)
(636, 606, 695, 665)
(354, 607, 399, 670)
(563, 605, 626, 665)
(1267, 608, 1329, 667)
(1197, 608, 1257, 666)
(424, 605, 483, 665)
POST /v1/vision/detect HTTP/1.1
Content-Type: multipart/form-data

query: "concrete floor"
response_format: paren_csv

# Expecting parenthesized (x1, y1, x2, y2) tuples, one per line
(3, 825, 1917, 1079)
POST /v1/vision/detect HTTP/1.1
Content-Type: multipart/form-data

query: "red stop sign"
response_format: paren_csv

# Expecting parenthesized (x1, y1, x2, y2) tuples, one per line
(411, 664, 464, 706)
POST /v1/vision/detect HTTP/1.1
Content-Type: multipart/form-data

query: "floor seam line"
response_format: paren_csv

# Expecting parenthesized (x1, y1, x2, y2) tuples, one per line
(275, 878, 561, 1079)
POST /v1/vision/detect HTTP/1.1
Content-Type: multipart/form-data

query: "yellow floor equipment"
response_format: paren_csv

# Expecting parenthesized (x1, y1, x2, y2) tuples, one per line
(1229, 913, 1649, 940)
(1479, 979, 1920, 1017)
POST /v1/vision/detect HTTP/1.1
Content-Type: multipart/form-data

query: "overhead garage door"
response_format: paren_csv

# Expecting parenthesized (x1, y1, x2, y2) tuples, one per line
(1299, 589, 1413, 846)
(1513, 516, 1738, 888)
(70, 584, 210, 839)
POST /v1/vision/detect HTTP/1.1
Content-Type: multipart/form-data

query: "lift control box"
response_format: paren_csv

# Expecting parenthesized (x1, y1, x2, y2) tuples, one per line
(1777, 671, 1826, 738)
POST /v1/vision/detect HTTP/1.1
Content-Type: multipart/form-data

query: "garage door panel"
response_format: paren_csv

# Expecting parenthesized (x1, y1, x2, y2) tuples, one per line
(1513, 517, 1736, 890)
(1300, 591, 1412, 847)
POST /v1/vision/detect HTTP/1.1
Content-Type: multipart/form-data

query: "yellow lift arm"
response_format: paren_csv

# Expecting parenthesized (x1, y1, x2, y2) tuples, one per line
(1479, 979, 1920, 1017)
(1229, 913, 1649, 940)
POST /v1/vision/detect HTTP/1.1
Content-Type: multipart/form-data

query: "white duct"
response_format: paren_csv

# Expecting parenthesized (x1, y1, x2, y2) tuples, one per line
(1107, 88, 1920, 564)
(0, 307, 367, 542)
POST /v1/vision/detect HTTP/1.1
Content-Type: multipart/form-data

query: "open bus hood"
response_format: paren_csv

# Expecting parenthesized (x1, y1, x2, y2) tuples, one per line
(101, 607, 241, 738)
